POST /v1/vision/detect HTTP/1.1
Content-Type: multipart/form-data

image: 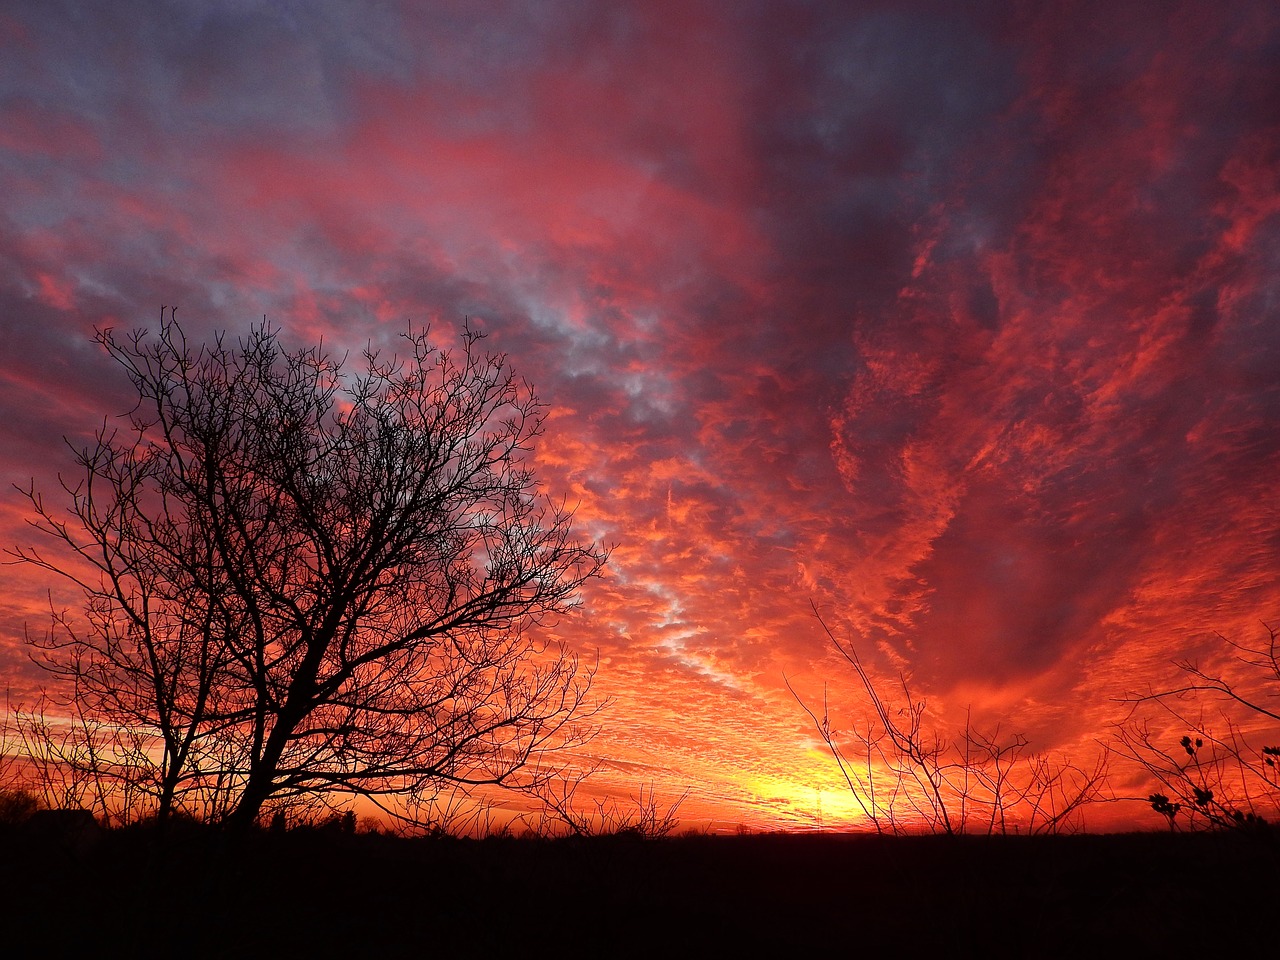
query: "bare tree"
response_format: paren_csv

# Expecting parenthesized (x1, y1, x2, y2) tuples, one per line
(8, 312, 607, 828)
(790, 604, 1109, 834)
(1113, 622, 1280, 830)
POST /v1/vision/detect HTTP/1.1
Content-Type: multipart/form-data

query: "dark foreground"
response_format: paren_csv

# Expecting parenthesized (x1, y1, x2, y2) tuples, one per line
(2, 822, 1276, 957)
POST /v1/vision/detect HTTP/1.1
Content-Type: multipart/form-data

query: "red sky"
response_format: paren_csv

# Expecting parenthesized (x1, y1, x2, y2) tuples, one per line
(1, 0, 1278, 832)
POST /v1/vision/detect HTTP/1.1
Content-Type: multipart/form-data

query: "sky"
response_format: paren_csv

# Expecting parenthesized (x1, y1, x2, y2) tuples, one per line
(1, 0, 1278, 832)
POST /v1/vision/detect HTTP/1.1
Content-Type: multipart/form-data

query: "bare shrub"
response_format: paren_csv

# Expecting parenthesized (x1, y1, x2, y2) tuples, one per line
(790, 603, 1108, 834)
(1113, 622, 1280, 830)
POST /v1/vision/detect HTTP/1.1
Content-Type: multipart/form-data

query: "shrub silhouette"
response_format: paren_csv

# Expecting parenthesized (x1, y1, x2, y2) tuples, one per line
(790, 603, 1108, 834)
(0, 787, 40, 825)
(1115, 622, 1280, 830)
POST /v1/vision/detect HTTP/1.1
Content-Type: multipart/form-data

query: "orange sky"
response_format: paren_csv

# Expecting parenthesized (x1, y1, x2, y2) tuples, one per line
(1, 1, 1278, 832)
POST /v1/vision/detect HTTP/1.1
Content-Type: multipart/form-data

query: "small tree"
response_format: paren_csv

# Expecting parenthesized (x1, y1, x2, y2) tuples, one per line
(9, 312, 607, 828)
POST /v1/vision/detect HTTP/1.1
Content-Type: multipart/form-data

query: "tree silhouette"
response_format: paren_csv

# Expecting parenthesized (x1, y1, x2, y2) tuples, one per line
(10, 312, 607, 829)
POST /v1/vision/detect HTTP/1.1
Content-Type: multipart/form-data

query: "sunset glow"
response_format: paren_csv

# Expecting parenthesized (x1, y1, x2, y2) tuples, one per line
(2, 1, 1278, 833)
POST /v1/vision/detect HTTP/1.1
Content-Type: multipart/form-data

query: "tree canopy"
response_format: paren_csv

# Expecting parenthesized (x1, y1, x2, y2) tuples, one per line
(13, 314, 607, 828)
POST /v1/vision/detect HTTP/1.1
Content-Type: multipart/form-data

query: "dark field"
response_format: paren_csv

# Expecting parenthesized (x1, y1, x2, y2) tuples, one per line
(3, 823, 1276, 957)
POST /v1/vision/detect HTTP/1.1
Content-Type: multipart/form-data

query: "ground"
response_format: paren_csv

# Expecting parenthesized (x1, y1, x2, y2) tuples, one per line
(1, 824, 1276, 956)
